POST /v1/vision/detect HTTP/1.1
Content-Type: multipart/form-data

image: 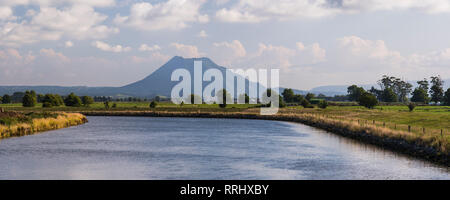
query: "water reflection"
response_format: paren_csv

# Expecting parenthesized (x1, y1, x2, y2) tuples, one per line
(0, 116, 448, 180)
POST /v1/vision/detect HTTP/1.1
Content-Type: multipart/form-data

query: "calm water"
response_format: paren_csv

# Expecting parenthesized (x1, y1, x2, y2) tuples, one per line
(0, 116, 448, 180)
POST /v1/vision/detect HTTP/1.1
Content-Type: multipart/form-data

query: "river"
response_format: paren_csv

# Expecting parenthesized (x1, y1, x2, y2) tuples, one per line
(0, 116, 448, 179)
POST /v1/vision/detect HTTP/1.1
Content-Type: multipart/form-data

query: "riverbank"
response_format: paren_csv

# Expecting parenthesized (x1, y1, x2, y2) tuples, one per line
(82, 110, 449, 166)
(0, 112, 87, 139)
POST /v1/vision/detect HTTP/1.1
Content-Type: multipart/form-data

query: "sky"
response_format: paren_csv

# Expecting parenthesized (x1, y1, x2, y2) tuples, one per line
(1, 0, 450, 90)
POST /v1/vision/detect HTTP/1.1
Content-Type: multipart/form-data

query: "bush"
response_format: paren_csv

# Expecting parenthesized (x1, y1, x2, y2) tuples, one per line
(2, 94, 11, 104)
(42, 102, 53, 108)
(64, 93, 82, 107)
(82, 96, 94, 107)
(22, 91, 37, 107)
(408, 102, 416, 112)
(42, 94, 63, 107)
(150, 101, 157, 108)
(358, 92, 378, 109)
(318, 100, 329, 109)
(300, 99, 310, 108)
(112, 103, 117, 108)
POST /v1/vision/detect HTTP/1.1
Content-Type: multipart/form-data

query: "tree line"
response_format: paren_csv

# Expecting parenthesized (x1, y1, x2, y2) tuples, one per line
(348, 75, 450, 108)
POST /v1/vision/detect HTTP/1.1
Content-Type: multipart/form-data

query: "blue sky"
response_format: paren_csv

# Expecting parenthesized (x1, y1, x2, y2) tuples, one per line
(1, 0, 450, 90)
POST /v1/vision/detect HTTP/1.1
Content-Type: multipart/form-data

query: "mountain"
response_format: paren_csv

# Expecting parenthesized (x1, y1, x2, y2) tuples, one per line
(0, 56, 449, 98)
(0, 56, 256, 98)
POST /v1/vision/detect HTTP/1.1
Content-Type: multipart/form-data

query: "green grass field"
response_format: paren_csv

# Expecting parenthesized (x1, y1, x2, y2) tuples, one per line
(2, 102, 449, 135)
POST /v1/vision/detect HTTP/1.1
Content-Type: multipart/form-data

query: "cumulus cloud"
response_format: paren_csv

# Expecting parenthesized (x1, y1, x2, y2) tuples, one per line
(114, 0, 209, 31)
(139, 44, 161, 52)
(170, 43, 204, 58)
(0, 1, 118, 47)
(211, 40, 246, 65)
(0, 0, 116, 8)
(216, 0, 450, 23)
(92, 41, 131, 53)
(39, 48, 70, 62)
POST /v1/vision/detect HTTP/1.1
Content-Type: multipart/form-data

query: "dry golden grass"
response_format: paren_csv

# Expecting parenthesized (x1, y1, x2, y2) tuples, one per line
(0, 112, 87, 139)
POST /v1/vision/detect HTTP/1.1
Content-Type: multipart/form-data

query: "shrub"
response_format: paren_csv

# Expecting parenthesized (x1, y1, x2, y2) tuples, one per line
(300, 99, 310, 108)
(150, 101, 157, 108)
(42, 102, 53, 108)
(408, 102, 416, 112)
(112, 103, 117, 108)
(358, 92, 378, 109)
(64, 93, 82, 107)
(318, 100, 329, 109)
(81, 96, 94, 107)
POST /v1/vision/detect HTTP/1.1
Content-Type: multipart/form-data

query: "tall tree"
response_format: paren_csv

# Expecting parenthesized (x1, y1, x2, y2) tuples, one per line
(347, 85, 365, 101)
(443, 88, 450, 106)
(282, 88, 295, 103)
(430, 76, 444, 103)
(382, 88, 397, 102)
(411, 88, 429, 103)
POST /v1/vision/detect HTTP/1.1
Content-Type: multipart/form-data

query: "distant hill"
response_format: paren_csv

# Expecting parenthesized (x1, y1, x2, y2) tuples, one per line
(0, 56, 448, 98)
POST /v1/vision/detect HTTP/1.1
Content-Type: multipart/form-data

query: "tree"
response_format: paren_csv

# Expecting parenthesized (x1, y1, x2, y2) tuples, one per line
(318, 100, 328, 109)
(282, 88, 295, 103)
(417, 78, 429, 92)
(411, 88, 429, 103)
(42, 94, 63, 107)
(358, 92, 378, 109)
(64, 93, 82, 107)
(368, 86, 382, 100)
(188, 94, 202, 104)
(300, 99, 311, 108)
(292, 94, 304, 103)
(150, 101, 157, 108)
(443, 88, 450, 106)
(217, 89, 230, 108)
(22, 90, 37, 107)
(347, 85, 365, 101)
(2, 94, 11, 104)
(381, 88, 397, 102)
(81, 96, 94, 107)
(305, 93, 315, 101)
(238, 93, 250, 104)
(430, 76, 444, 103)
(377, 75, 412, 102)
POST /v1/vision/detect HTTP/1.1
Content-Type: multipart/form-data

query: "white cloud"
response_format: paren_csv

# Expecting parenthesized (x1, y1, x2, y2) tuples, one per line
(170, 43, 203, 58)
(92, 41, 131, 53)
(0, 0, 116, 8)
(338, 36, 403, 64)
(211, 40, 246, 65)
(0, 5, 118, 47)
(197, 30, 208, 38)
(65, 41, 73, 48)
(139, 44, 161, 52)
(216, 0, 450, 23)
(39, 48, 70, 62)
(31, 5, 119, 40)
(114, 0, 209, 31)
(0, 6, 13, 20)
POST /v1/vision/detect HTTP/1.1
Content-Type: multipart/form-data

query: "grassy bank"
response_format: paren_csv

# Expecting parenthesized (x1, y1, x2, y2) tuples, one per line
(81, 110, 449, 166)
(0, 112, 87, 139)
